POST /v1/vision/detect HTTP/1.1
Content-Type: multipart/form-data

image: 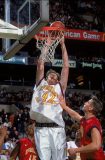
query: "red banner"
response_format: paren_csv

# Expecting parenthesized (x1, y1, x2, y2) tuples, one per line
(64, 28, 105, 42)
(38, 27, 105, 42)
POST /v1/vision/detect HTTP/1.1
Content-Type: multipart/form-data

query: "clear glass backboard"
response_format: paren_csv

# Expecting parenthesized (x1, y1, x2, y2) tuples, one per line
(0, 0, 49, 60)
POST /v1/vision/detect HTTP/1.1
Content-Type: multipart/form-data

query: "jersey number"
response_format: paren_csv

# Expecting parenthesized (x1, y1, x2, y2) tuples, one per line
(42, 91, 56, 104)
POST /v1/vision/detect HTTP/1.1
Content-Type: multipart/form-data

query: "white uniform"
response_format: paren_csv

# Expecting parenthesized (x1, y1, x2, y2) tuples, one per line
(30, 79, 66, 160)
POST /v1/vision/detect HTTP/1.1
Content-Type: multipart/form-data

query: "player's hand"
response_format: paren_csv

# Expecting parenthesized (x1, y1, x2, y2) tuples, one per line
(58, 95, 67, 110)
(68, 148, 77, 156)
(46, 36, 52, 46)
(60, 36, 65, 45)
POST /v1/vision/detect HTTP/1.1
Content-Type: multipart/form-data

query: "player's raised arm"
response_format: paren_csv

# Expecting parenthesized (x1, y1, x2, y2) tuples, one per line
(59, 96, 82, 122)
(60, 37, 69, 92)
(36, 58, 44, 86)
(36, 36, 52, 85)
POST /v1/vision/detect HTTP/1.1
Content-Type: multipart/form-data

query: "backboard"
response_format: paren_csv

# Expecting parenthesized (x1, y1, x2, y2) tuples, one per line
(1, 0, 49, 60)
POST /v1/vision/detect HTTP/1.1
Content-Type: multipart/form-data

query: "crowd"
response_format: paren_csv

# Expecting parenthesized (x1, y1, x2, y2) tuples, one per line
(0, 0, 105, 32)
(50, 0, 105, 32)
(0, 87, 32, 105)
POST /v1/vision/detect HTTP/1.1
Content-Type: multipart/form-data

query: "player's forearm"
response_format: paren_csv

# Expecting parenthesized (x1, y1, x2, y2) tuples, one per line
(61, 43, 69, 67)
(60, 43, 69, 90)
(75, 142, 100, 153)
(64, 105, 81, 122)
(36, 59, 44, 84)
(37, 59, 44, 71)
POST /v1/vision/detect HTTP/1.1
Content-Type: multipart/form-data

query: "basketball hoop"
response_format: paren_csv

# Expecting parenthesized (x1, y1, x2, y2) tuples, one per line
(35, 21, 65, 63)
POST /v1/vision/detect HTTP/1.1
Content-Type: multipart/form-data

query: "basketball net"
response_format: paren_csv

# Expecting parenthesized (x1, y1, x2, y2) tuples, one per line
(35, 27, 64, 63)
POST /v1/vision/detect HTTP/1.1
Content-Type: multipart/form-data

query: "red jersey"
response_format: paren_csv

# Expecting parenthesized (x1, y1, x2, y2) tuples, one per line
(80, 117, 105, 160)
(19, 138, 38, 160)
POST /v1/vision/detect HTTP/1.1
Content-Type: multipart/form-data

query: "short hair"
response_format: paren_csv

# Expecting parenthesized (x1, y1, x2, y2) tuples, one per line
(91, 96, 103, 115)
(46, 69, 61, 81)
(25, 124, 34, 137)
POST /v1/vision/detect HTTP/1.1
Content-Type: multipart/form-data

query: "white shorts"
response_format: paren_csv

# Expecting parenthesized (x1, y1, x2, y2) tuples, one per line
(35, 127, 67, 160)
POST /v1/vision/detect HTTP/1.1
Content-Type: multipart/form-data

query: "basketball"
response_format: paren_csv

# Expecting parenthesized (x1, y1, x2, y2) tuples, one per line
(50, 21, 65, 29)
(49, 21, 65, 40)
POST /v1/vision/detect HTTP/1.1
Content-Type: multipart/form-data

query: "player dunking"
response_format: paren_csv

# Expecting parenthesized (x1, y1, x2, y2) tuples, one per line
(30, 36, 69, 160)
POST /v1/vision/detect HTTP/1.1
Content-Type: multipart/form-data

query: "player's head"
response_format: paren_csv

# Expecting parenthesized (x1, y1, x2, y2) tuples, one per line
(46, 69, 61, 85)
(83, 96, 103, 115)
(91, 96, 103, 115)
(26, 123, 34, 137)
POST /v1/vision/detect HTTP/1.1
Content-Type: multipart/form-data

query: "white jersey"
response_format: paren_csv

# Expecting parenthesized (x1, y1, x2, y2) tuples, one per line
(30, 79, 65, 127)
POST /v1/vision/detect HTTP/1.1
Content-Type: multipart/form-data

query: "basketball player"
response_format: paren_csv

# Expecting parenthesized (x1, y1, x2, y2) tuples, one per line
(10, 123, 38, 160)
(59, 95, 105, 160)
(30, 37, 69, 160)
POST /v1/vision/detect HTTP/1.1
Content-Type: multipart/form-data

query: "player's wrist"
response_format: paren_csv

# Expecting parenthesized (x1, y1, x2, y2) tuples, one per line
(61, 43, 65, 49)
(75, 148, 80, 154)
